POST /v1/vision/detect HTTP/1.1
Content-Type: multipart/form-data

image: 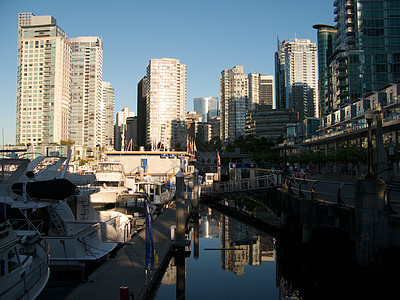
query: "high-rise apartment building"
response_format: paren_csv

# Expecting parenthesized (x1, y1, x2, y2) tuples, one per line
(313, 24, 337, 118)
(326, 0, 400, 110)
(16, 13, 71, 145)
(193, 97, 218, 122)
(248, 73, 274, 109)
(102, 82, 114, 148)
(68, 36, 104, 147)
(146, 58, 187, 150)
(114, 108, 135, 151)
(137, 76, 147, 147)
(275, 38, 318, 120)
(220, 66, 249, 143)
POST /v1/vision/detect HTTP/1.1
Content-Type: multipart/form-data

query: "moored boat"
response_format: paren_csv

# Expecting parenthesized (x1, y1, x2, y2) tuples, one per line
(0, 218, 50, 300)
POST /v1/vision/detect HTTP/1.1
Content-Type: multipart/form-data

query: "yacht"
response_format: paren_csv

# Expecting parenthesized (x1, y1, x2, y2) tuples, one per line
(0, 155, 118, 268)
(90, 161, 130, 204)
(0, 218, 50, 299)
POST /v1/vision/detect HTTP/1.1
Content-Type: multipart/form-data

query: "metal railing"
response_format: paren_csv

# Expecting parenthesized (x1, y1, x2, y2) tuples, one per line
(205, 174, 281, 194)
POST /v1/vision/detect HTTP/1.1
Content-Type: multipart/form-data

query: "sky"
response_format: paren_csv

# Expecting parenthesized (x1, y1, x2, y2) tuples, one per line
(0, 0, 334, 144)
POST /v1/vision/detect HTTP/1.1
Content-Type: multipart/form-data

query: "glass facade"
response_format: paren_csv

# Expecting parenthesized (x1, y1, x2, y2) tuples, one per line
(327, 0, 400, 111)
(313, 24, 336, 118)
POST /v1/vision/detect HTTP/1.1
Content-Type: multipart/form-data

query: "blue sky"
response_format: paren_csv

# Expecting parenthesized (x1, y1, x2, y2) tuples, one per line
(0, 0, 334, 144)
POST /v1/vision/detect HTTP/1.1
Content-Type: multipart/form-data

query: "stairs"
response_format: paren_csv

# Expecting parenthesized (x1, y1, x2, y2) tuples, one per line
(48, 206, 66, 235)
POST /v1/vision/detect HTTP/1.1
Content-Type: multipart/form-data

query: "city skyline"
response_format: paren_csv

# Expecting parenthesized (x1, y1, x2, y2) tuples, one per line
(0, 0, 334, 144)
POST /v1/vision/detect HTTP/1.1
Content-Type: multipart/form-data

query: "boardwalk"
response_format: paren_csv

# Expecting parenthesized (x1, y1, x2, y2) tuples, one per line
(67, 205, 177, 300)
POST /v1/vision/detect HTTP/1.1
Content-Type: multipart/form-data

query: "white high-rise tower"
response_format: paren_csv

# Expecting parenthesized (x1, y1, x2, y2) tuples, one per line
(68, 36, 103, 147)
(275, 38, 318, 119)
(16, 13, 71, 145)
(146, 58, 187, 150)
(220, 66, 248, 143)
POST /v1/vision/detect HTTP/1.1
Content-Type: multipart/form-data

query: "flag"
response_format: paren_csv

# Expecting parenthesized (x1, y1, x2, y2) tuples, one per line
(217, 151, 221, 166)
(186, 134, 190, 154)
(145, 199, 155, 271)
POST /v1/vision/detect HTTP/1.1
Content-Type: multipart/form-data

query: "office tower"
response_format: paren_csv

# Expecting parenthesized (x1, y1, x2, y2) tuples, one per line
(248, 73, 274, 109)
(125, 116, 137, 150)
(102, 82, 114, 148)
(193, 97, 219, 122)
(137, 76, 147, 147)
(220, 66, 249, 143)
(146, 58, 187, 150)
(16, 13, 71, 145)
(275, 38, 318, 119)
(327, 0, 400, 110)
(313, 24, 337, 118)
(68, 36, 104, 147)
(114, 108, 135, 151)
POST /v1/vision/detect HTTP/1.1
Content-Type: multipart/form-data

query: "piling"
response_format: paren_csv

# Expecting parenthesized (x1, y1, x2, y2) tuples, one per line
(175, 171, 185, 243)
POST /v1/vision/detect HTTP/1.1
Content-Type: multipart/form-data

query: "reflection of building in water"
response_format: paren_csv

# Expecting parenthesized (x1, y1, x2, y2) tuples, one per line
(220, 215, 274, 275)
(199, 215, 220, 238)
(161, 257, 187, 285)
(261, 236, 275, 262)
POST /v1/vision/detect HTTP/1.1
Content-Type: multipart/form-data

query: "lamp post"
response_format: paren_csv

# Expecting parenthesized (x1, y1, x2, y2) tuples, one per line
(283, 140, 288, 172)
(365, 109, 374, 179)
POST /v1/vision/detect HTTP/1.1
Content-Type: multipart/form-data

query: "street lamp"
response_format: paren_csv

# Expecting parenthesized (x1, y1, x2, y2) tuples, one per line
(283, 140, 288, 172)
(364, 109, 375, 179)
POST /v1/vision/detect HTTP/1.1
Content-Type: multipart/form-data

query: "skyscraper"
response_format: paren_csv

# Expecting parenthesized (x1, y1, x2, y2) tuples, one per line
(114, 108, 135, 151)
(220, 66, 248, 143)
(16, 13, 71, 145)
(327, 0, 400, 110)
(193, 97, 218, 122)
(313, 24, 336, 118)
(275, 38, 318, 120)
(68, 36, 104, 147)
(102, 81, 114, 148)
(248, 73, 274, 109)
(137, 76, 147, 147)
(146, 58, 187, 150)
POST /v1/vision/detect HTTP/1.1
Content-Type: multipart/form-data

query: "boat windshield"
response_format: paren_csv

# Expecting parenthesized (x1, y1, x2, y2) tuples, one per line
(96, 163, 123, 173)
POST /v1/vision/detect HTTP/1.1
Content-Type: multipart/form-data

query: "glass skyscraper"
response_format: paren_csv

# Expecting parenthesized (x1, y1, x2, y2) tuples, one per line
(327, 0, 400, 110)
(313, 24, 336, 118)
(193, 97, 218, 122)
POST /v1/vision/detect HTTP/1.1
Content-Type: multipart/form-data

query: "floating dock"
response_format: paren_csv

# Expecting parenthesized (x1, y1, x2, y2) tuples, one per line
(67, 205, 177, 300)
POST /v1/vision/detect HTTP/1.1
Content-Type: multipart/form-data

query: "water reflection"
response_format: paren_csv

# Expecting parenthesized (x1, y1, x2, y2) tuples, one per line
(153, 206, 278, 300)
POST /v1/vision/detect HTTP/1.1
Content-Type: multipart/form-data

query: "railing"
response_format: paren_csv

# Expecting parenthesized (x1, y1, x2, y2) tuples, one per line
(285, 177, 355, 207)
(205, 174, 281, 194)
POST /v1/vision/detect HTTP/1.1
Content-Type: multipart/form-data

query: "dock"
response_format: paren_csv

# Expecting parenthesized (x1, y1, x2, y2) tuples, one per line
(67, 205, 177, 300)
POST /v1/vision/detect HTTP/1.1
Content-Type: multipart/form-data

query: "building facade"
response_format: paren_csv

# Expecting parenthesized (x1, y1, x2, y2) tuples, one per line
(246, 106, 300, 141)
(275, 38, 319, 120)
(313, 24, 337, 118)
(114, 107, 135, 151)
(16, 13, 71, 145)
(102, 81, 114, 148)
(248, 73, 274, 109)
(220, 66, 249, 143)
(193, 97, 218, 122)
(137, 76, 147, 147)
(68, 36, 104, 148)
(327, 0, 400, 110)
(146, 58, 187, 150)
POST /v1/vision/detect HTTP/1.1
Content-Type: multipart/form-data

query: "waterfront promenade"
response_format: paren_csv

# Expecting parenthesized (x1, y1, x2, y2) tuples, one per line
(67, 205, 177, 300)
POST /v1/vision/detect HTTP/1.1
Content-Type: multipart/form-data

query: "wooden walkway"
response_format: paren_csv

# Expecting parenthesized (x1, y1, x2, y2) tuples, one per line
(67, 205, 177, 300)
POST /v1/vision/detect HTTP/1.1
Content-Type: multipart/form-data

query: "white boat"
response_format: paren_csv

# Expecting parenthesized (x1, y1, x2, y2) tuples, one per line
(90, 161, 130, 204)
(0, 219, 50, 300)
(135, 180, 175, 215)
(0, 156, 118, 268)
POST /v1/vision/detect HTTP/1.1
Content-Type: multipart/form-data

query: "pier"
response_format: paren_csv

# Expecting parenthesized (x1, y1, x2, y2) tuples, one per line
(67, 205, 178, 300)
